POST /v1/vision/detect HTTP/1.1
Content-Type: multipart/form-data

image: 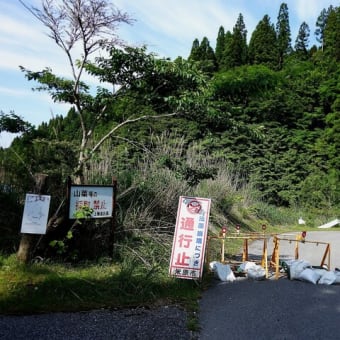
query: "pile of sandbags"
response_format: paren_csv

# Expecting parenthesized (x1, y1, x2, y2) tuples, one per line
(210, 261, 266, 282)
(283, 259, 340, 285)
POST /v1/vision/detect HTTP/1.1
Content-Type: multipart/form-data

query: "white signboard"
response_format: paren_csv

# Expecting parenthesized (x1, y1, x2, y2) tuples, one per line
(21, 194, 51, 234)
(69, 185, 114, 219)
(169, 196, 211, 280)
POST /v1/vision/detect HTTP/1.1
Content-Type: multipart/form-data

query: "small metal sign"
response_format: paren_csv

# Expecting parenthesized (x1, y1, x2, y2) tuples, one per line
(21, 194, 51, 234)
(68, 184, 115, 219)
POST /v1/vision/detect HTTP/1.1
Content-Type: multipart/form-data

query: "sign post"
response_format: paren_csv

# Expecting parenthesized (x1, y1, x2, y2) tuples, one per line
(67, 179, 117, 257)
(20, 194, 51, 234)
(68, 184, 115, 219)
(169, 196, 211, 280)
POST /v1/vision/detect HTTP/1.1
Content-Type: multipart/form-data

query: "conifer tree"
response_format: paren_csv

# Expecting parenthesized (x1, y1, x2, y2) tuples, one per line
(323, 6, 340, 61)
(294, 22, 310, 60)
(188, 38, 201, 61)
(248, 15, 277, 69)
(276, 3, 291, 69)
(219, 30, 232, 71)
(315, 6, 333, 51)
(222, 14, 247, 69)
(188, 37, 216, 74)
(215, 26, 225, 67)
(200, 37, 215, 60)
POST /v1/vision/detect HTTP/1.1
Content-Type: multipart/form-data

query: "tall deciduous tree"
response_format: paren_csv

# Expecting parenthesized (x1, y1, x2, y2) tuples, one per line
(20, 0, 207, 184)
(276, 2, 291, 69)
(19, 0, 132, 184)
(11, 0, 208, 261)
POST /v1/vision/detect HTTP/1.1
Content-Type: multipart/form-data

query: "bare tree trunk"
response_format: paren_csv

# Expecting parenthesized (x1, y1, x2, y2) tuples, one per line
(17, 173, 48, 263)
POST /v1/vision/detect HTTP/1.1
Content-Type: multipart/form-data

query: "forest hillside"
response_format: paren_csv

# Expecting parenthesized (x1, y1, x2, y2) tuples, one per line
(0, 2, 339, 259)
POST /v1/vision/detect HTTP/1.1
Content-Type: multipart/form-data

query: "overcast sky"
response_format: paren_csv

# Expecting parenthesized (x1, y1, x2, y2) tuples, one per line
(0, 0, 339, 147)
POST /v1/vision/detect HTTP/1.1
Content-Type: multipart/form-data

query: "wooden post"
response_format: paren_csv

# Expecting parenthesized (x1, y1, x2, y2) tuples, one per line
(109, 177, 117, 257)
(206, 236, 211, 268)
(261, 238, 268, 278)
(242, 238, 248, 262)
(320, 244, 331, 269)
(275, 238, 280, 279)
(221, 238, 225, 263)
(295, 235, 300, 259)
(270, 236, 280, 279)
(17, 173, 48, 263)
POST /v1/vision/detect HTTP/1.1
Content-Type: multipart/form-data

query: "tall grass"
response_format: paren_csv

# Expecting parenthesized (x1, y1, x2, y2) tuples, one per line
(83, 132, 313, 248)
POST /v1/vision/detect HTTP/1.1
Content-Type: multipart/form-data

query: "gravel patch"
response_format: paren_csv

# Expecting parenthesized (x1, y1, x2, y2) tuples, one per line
(0, 305, 197, 340)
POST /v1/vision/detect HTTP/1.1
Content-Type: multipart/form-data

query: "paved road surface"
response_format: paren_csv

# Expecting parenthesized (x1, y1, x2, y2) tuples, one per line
(198, 230, 340, 340)
(199, 278, 340, 340)
(246, 230, 340, 270)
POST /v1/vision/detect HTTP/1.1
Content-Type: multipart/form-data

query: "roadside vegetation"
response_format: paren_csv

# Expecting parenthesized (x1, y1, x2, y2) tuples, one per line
(1, 136, 338, 319)
(0, 0, 339, 329)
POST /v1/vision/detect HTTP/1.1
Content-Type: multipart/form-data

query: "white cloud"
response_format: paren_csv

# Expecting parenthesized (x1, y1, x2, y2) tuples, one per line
(0, 0, 338, 131)
(0, 14, 41, 42)
(0, 86, 28, 97)
(293, 0, 337, 22)
(114, 0, 247, 58)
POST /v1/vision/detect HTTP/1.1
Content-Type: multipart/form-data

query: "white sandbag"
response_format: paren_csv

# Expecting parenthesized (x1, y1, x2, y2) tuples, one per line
(238, 261, 257, 272)
(318, 271, 336, 285)
(247, 265, 266, 280)
(334, 271, 340, 284)
(289, 260, 311, 280)
(213, 262, 236, 282)
(298, 268, 321, 284)
(312, 268, 328, 277)
(209, 261, 217, 271)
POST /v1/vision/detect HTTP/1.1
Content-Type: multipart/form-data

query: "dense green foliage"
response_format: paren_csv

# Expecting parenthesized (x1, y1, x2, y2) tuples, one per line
(184, 3, 340, 208)
(0, 2, 339, 263)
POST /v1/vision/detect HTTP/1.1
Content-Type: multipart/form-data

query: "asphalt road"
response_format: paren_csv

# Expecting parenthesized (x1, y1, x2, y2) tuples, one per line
(198, 230, 340, 340)
(249, 230, 340, 270)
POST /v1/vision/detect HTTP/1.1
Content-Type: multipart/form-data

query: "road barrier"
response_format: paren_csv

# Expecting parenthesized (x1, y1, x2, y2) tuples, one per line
(206, 226, 277, 278)
(206, 228, 331, 280)
(270, 234, 331, 279)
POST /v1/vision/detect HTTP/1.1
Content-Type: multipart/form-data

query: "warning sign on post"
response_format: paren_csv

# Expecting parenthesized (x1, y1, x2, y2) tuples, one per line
(169, 196, 211, 280)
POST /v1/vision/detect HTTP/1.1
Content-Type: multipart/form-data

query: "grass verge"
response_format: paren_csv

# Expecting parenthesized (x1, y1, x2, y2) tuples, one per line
(0, 254, 207, 319)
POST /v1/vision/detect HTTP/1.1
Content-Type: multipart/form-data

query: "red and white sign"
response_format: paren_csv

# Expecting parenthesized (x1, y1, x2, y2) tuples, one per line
(169, 196, 211, 280)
